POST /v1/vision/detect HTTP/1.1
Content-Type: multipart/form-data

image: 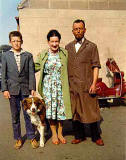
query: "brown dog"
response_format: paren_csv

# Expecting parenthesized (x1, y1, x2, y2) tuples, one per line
(22, 97, 46, 147)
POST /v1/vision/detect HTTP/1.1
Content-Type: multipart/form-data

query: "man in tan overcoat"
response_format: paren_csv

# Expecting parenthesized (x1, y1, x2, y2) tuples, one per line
(65, 19, 104, 146)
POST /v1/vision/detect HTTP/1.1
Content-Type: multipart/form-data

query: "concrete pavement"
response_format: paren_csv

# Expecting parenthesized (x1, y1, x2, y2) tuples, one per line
(0, 91, 125, 160)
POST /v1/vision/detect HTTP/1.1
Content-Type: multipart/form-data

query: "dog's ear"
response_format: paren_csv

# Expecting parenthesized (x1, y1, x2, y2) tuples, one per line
(35, 98, 46, 124)
(35, 97, 45, 110)
(38, 102, 46, 124)
(39, 99, 46, 110)
(39, 98, 45, 106)
(22, 99, 28, 110)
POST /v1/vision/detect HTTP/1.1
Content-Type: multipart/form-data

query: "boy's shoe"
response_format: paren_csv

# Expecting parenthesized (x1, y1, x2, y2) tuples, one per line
(14, 139, 23, 149)
(31, 138, 39, 149)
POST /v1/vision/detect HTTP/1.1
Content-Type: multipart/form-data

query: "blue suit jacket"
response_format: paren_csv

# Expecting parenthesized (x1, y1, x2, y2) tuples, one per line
(2, 50, 36, 95)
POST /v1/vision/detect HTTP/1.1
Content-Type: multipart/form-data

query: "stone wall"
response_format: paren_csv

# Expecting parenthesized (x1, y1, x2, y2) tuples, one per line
(19, 7, 126, 86)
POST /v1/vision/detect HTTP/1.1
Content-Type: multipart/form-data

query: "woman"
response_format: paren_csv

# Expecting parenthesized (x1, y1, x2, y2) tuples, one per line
(35, 30, 72, 145)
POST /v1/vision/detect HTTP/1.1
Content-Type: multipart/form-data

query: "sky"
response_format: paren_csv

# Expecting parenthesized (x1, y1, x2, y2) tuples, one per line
(0, 0, 21, 45)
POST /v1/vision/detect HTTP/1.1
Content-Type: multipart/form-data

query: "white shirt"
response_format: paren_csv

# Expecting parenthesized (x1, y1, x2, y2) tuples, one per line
(10, 48, 25, 72)
(75, 38, 85, 53)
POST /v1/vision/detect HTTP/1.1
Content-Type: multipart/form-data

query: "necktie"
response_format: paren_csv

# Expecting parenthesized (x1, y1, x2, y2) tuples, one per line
(76, 39, 82, 44)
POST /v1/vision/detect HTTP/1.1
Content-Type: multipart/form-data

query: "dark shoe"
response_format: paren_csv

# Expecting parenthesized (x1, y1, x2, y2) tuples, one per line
(71, 138, 85, 144)
(95, 139, 104, 146)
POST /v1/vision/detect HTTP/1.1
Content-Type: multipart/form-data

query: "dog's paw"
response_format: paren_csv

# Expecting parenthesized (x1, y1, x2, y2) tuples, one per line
(40, 143, 44, 147)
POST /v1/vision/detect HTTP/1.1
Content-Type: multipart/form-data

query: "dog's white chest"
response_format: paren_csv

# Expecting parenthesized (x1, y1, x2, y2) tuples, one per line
(30, 114, 41, 126)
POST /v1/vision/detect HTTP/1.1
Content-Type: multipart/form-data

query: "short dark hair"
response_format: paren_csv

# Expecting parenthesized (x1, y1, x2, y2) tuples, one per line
(73, 19, 85, 28)
(47, 29, 61, 41)
(9, 31, 23, 42)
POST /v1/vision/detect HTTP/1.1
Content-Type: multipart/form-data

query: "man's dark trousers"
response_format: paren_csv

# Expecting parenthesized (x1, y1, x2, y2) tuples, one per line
(73, 121, 101, 141)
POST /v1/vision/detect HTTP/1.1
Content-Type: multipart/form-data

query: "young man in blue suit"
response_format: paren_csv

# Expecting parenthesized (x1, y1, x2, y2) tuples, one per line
(2, 31, 38, 149)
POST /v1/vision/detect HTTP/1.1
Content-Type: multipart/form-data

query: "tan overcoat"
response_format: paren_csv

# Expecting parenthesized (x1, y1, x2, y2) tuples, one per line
(65, 39, 101, 123)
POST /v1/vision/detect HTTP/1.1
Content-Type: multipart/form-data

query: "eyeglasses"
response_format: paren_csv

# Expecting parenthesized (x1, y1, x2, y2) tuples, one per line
(73, 28, 84, 31)
(11, 40, 22, 43)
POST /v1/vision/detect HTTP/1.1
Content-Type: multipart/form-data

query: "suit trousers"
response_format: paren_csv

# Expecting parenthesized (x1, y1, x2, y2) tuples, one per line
(9, 93, 35, 140)
(72, 120, 101, 142)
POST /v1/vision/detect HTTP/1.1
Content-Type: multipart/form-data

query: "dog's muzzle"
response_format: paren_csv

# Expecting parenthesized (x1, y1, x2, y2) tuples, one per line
(32, 108, 36, 113)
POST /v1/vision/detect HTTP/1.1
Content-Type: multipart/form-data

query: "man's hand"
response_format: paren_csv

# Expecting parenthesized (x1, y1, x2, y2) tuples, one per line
(31, 90, 36, 97)
(3, 91, 11, 99)
(89, 84, 96, 94)
(89, 67, 99, 95)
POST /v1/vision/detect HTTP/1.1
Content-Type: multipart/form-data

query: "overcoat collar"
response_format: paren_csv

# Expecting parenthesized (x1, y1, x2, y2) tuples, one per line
(40, 47, 66, 61)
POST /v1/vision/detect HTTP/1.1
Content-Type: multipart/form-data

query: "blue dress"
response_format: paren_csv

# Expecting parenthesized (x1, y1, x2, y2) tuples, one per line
(43, 52, 66, 120)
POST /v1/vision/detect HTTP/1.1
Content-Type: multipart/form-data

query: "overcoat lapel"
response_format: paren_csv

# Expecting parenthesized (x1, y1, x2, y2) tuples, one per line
(59, 48, 67, 66)
(71, 40, 76, 55)
(76, 39, 88, 55)
(41, 51, 48, 62)
(20, 52, 27, 73)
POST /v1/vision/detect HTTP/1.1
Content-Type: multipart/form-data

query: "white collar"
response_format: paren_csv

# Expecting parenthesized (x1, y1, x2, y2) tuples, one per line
(10, 48, 25, 54)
